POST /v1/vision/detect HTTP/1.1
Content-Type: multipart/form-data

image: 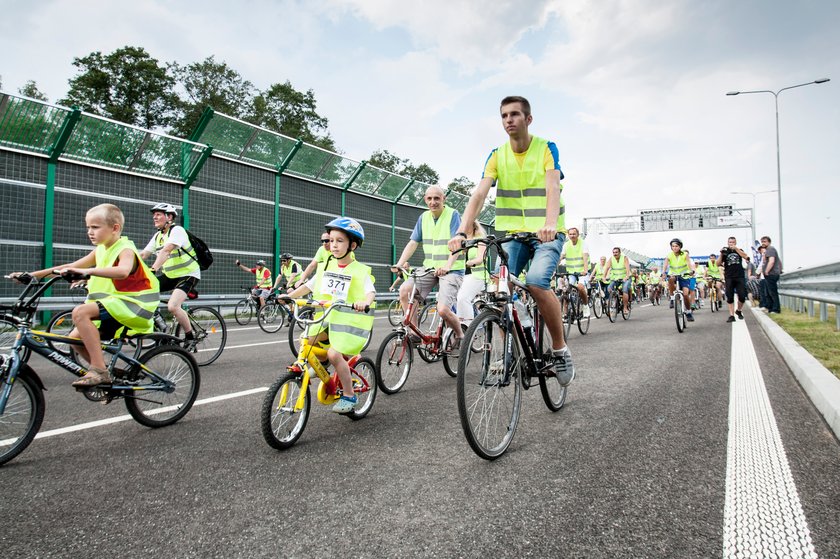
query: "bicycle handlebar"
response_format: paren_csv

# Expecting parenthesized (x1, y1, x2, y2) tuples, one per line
(277, 296, 371, 325)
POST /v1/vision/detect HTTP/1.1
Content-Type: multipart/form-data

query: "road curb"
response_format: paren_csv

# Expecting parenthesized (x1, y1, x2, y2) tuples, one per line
(750, 306, 840, 440)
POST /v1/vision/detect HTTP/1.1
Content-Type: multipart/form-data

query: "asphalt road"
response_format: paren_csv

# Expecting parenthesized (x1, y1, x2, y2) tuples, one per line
(2, 302, 839, 558)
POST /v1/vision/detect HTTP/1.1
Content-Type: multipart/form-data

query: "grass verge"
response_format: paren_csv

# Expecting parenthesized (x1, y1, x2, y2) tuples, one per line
(769, 306, 840, 380)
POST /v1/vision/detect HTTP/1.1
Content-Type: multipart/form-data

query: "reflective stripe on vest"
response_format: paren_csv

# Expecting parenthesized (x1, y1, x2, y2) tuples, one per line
(421, 206, 464, 271)
(667, 251, 690, 277)
(609, 254, 627, 280)
(707, 260, 721, 278)
(563, 239, 585, 273)
(86, 237, 160, 334)
(495, 136, 564, 232)
(255, 268, 272, 287)
(156, 227, 199, 278)
(281, 260, 301, 282)
(313, 259, 375, 356)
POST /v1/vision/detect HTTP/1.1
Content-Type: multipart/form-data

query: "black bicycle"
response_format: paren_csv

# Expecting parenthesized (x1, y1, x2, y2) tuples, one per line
(0, 272, 200, 466)
(454, 233, 568, 460)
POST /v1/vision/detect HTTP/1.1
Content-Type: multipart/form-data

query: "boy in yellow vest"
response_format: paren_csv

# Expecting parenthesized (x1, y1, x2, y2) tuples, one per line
(12, 204, 159, 387)
(283, 217, 376, 413)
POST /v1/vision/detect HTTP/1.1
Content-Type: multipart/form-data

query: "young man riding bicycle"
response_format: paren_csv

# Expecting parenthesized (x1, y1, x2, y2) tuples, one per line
(663, 238, 696, 322)
(447, 95, 574, 386)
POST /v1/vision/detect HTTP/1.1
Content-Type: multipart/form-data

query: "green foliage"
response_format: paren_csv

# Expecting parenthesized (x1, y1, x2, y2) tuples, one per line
(18, 80, 48, 101)
(59, 46, 176, 129)
(248, 81, 335, 151)
(447, 176, 475, 196)
(368, 149, 439, 185)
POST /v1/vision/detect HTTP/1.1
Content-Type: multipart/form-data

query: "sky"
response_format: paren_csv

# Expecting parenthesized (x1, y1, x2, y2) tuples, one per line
(1, 0, 838, 270)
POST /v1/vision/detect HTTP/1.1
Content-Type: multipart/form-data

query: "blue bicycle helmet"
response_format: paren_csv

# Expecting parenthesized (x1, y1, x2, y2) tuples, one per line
(325, 217, 365, 248)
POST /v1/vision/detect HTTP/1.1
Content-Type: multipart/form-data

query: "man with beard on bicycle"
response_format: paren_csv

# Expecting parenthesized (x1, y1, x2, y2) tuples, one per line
(139, 203, 199, 344)
(560, 226, 590, 318)
(448, 95, 574, 386)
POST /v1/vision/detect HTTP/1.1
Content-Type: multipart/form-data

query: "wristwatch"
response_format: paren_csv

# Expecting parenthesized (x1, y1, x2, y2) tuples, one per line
(456, 232, 468, 239)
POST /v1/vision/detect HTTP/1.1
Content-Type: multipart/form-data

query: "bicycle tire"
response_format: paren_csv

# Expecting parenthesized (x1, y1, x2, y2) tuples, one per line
(562, 292, 573, 338)
(260, 372, 310, 450)
(346, 356, 378, 420)
(257, 302, 285, 334)
(607, 291, 619, 323)
(177, 306, 227, 366)
(234, 299, 254, 325)
(622, 298, 631, 320)
(591, 290, 603, 319)
(123, 345, 200, 428)
(0, 366, 45, 466)
(441, 327, 458, 378)
(456, 308, 522, 460)
(375, 330, 413, 394)
(288, 309, 314, 356)
(387, 299, 404, 327)
(577, 296, 591, 335)
(536, 315, 567, 412)
(710, 289, 718, 313)
(675, 295, 685, 333)
(3, 317, 31, 363)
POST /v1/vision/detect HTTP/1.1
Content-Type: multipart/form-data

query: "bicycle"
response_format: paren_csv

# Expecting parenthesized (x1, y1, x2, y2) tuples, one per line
(375, 268, 460, 395)
(605, 279, 631, 322)
(557, 273, 590, 336)
(387, 297, 404, 327)
(1, 272, 200, 466)
(260, 298, 378, 450)
(149, 296, 227, 367)
(670, 276, 688, 333)
(454, 233, 568, 460)
(588, 281, 606, 319)
(708, 281, 721, 313)
(257, 290, 297, 334)
(649, 282, 662, 306)
(234, 286, 261, 325)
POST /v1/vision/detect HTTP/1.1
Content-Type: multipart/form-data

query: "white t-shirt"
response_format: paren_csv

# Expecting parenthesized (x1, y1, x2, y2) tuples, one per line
(144, 226, 201, 280)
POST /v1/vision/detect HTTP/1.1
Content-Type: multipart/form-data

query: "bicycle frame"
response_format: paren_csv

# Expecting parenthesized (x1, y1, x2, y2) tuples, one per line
(396, 268, 447, 351)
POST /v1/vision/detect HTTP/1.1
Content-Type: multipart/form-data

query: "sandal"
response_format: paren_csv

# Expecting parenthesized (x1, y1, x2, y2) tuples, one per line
(72, 368, 111, 387)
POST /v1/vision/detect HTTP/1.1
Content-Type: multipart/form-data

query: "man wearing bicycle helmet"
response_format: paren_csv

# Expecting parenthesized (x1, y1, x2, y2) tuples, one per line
(139, 203, 199, 342)
(273, 252, 302, 293)
(662, 238, 696, 322)
(283, 217, 376, 414)
(448, 95, 574, 386)
(235, 258, 272, 308)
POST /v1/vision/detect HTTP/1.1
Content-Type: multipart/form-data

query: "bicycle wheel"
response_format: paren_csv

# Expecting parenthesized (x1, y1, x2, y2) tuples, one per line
(456, 309, 522, 460)
(675, 295, 685, 333)
(710, 289, 718, 313)
(347, 356, 378, 420)
(124, 345, 200, 428)
(621, 297, 631, 320)
(288, 309, 313, 356)
(234, 299, 254, 325)
(577, 295, 591, 335)
(387, 299, 404, 327)
(375, 330, 413, 394)
(257, 302, 285, 334)
(0, 366, 45, 466)
(536, 315, 567, 412)
(591, 290, 603, 319)
(607, 291, 619, 323)
(2, 317, 31, 363)
(44, 310, 77, 357)
(178, 306, 227, 366)
(441, 327, 458, 378)
(562, 293, 573, 338)
(260, 372, 310, 450)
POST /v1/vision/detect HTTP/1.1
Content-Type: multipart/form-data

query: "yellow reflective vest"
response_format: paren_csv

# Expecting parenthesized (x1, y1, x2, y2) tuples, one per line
(667, 251, 691, 278)
(563, 239, 585, 274)
(154, 226, 199, 279)
(609, 254, 627, 281)
(421, 206, 464, 271)
(310, 258, 376, 356)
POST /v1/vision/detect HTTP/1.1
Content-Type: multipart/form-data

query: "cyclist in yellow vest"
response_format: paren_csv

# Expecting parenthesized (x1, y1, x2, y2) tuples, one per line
(283, 217, 376, 413)
(235, 259, 272, 308)
(705, 253, 723, 309)
(601, 246, 632, 314)
(395, 185, 465, 353)
(13, 204, 159, 387)
(560, 226, 590, 318)
(448, 95, 574, 386)
(140, 203, 198, 342)
(273, 253, 302, 293)
(662, 238, 696, 322)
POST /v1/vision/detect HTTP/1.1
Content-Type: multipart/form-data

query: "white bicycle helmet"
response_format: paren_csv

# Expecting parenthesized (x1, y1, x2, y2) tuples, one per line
(150, 203, 178, 217)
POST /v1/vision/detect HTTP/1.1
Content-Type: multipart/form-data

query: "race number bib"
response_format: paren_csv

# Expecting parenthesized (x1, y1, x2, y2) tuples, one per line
(321, 271, 352, 301)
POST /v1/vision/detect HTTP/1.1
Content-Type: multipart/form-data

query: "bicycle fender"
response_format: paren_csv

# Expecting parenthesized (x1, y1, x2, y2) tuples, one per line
(17, 364, 47, 392)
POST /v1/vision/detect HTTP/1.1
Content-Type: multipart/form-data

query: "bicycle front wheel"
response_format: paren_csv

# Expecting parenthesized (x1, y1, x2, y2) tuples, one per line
(347, 356, 378, 420)
(179, 306, 227, 366)
(591, 290, 603, 319)
(675, 295, 685, 333)
(3, 317, 31, 363)
(577, 297, 591, 335)
(622, 298, 631, 320)
(234, 299, 253, 325)
(124, 345, 200, 428)
(257, 302, 285, 334)
(457, 309, 522, 460)
(375, 330, 413, 394)
(607, 292, 619, 323)
(562, 294, 573, 338)
(536, 315, 567, 412)
(260, 372, 310, 450)
(0, 366, 45, 466)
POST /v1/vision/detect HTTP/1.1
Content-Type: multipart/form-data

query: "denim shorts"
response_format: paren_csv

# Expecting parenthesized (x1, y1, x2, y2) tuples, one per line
(497, 233, 566, 291)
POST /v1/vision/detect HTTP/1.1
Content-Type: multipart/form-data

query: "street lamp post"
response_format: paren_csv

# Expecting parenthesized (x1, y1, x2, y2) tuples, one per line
(726, 78, 830, 263)
(730, 190, 777, 245)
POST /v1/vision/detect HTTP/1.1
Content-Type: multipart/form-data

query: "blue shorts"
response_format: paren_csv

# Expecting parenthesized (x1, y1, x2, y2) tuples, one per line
(676, 277, 696, 291)
(497, 233, 566, 291)
(608, 279, 632, 294)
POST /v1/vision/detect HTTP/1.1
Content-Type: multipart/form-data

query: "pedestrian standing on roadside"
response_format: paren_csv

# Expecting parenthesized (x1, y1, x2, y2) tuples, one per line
(760, 236, 782, 314)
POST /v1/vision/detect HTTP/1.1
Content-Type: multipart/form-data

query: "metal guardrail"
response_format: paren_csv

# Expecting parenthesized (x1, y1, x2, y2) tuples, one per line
(779, 261, 840, 327)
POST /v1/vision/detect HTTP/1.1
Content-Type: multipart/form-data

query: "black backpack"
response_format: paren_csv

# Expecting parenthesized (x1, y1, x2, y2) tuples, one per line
(185, 229, 214, 271)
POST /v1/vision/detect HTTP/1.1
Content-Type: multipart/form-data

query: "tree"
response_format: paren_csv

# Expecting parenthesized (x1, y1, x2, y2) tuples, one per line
(18, 80, 48, 101)
(248, 81, 335, 150)
(367, 149, 440, 184)
(169, 56, 255, 138)
(447, 176, 475, 197)
(59, 46, 176, 129)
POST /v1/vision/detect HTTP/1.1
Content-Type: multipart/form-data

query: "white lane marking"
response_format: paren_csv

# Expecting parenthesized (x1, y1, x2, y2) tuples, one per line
(723, 319, 817, 558)
(27, 387, 269, 442)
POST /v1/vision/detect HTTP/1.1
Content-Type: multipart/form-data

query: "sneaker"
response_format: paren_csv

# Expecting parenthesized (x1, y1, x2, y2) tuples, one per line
(583, 305, 591, 318)
(183, 332, 198, 351)
(448, 336, 462, 358)
(332, 395, 358, 413)
(552, 347, 575, 387)
(726, 315, 736, 323)
(736, 310, 744, 320)
(686, 313, 695, 322)
(72, 367, 111, 387)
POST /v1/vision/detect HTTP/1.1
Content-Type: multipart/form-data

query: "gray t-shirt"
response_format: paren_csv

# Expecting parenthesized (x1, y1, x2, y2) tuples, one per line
(764, 246, 782, 275)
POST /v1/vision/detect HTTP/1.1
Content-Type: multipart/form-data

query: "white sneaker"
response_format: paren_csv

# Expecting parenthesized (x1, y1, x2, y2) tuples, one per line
(583, 305, 591, 318)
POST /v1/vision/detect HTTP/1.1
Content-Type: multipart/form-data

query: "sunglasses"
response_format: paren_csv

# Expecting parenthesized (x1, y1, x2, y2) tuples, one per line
(321, 239, 331, 244)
